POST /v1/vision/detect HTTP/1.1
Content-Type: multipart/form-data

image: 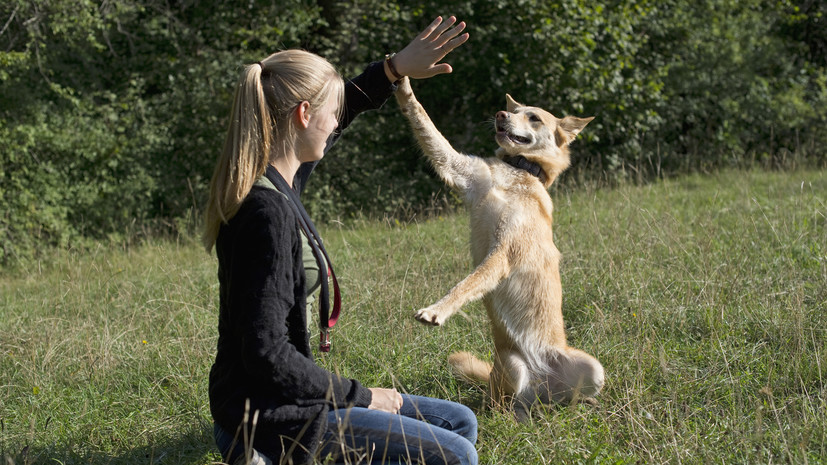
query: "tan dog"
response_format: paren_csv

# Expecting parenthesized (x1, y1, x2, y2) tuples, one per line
(394, 77, 604, 419)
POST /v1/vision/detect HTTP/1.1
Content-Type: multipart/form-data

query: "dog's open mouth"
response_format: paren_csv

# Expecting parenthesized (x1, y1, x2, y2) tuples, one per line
(497, 129, 531, 145)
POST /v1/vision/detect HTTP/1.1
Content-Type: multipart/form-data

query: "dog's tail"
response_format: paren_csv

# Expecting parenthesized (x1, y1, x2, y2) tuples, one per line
(448, 351, 492, 383)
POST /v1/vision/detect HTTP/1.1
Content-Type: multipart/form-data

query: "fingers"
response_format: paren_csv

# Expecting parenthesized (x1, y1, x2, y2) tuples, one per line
(415, 64, 452, 79)
(441, 30, 470, 54)
(431, 15, 458, 40)
(423, 16, 465, 46)
(418, 15, 450, 40)
(396, 15, 469, 79)
(393, 390, 403, 412)
(368, 387, 404, 414)
(434, 21, 466, 48)
(389, 389, 402, 412)
(428, 18, 468, 64)
(430, 63, 453, 76)
(417, 16, 445, 41)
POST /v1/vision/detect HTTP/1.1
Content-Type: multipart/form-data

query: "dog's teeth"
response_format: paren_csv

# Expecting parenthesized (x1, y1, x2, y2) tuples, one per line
(507, 133, 530, 144)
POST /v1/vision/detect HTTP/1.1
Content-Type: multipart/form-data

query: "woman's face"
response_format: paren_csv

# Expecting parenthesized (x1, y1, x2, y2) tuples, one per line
(295, 95, 339, 164)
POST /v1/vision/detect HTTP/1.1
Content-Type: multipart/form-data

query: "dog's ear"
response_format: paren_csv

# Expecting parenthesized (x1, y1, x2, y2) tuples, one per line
(506, 94, 522, 113)
(556, 116, 594, 146)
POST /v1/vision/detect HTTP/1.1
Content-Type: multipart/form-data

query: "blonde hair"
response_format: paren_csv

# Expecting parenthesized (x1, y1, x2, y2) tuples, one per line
(203, 50, 344, 251)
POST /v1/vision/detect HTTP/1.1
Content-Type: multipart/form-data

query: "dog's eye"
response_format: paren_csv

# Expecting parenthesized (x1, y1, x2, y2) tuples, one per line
(528, 114, 541, 123)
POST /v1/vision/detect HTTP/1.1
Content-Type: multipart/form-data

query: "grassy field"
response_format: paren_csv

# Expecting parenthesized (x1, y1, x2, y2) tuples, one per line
(1, 168, 825, 464)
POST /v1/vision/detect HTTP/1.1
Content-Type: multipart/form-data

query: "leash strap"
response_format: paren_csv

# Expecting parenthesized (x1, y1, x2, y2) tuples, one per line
(261, 170, 341, 352)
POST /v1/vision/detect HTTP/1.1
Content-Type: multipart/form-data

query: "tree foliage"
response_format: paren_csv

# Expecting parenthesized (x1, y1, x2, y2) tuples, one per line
(1, 0, 825, 266)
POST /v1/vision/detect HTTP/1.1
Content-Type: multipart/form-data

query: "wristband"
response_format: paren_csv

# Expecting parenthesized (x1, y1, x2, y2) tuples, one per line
(385, 53, 403, 82)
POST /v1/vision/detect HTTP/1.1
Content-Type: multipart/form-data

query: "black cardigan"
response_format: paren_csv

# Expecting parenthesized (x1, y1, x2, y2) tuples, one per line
(209, 61, 394, 464)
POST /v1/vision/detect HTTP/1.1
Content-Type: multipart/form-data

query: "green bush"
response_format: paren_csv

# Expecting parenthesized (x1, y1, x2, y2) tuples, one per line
(1, 0, 825, 266)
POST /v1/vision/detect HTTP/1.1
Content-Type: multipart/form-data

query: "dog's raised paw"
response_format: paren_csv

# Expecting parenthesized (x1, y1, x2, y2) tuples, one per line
(414, 307, 443, 326)
(394, 76, 413, 100)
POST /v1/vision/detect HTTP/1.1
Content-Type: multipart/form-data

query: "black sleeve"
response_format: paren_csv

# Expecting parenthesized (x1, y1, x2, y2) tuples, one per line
(229, 192, 372, 408)
(338, 60, 397, 133)
(295, 60, 396, 194)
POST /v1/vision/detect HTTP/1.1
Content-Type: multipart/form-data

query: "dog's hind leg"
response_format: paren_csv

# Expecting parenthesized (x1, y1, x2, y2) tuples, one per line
(489, 350, 535, 421)
(541, 347, 605, 404)
(414, 245, 509, 326)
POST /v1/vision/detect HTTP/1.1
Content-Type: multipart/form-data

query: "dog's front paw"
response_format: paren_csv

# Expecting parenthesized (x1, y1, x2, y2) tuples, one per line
(394, 76, 413, 101)
(414, 306, 444, 326)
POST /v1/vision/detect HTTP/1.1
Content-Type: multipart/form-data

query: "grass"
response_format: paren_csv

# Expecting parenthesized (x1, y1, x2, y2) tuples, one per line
(1, 168, 825, 464)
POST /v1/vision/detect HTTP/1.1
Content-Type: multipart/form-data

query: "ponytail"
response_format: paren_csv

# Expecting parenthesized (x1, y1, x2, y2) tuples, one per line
(202, 64, 271, 251)
(203, 51, 344, 252)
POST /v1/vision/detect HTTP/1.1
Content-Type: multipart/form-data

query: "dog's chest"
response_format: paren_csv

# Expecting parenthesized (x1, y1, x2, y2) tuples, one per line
(467, 167, 553, 260)
(470, 163, 551, 219)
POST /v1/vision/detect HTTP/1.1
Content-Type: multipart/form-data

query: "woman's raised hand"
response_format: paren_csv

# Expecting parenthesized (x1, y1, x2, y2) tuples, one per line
(391, 16, 469, 80)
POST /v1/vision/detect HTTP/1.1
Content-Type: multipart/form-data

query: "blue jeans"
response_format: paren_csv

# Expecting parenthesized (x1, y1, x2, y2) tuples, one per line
(215, 395, 478, 465)
(319, 394, 478, 465)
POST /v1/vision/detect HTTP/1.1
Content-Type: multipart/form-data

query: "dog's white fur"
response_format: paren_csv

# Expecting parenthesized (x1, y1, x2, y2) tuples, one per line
(394, 77, 604, 417)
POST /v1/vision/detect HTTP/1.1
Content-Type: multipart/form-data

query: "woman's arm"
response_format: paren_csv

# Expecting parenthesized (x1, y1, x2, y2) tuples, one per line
(338, 15, 469, 137)
(293, 60, 392, 193)
(294, 15, 469, 193)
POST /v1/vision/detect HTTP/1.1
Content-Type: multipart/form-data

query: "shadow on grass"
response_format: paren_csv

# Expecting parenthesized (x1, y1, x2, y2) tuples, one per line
(1, 421, 222, 465)
(2, 391, 489, 465)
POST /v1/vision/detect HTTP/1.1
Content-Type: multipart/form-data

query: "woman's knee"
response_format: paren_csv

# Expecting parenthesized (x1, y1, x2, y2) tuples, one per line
(450, 402, 478, 445)
(401, 395, 478, 440)
(450, 436, 478, 465)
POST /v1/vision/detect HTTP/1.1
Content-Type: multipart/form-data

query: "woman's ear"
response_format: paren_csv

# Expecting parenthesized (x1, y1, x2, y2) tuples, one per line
(295, 101, 311, 129)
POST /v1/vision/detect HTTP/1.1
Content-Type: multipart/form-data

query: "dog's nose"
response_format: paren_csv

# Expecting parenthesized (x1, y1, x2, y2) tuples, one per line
(496, 111, 509, 120)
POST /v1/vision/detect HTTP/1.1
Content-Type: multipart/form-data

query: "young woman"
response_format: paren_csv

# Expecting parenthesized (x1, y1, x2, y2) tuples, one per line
(203, 17, 477, 465)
